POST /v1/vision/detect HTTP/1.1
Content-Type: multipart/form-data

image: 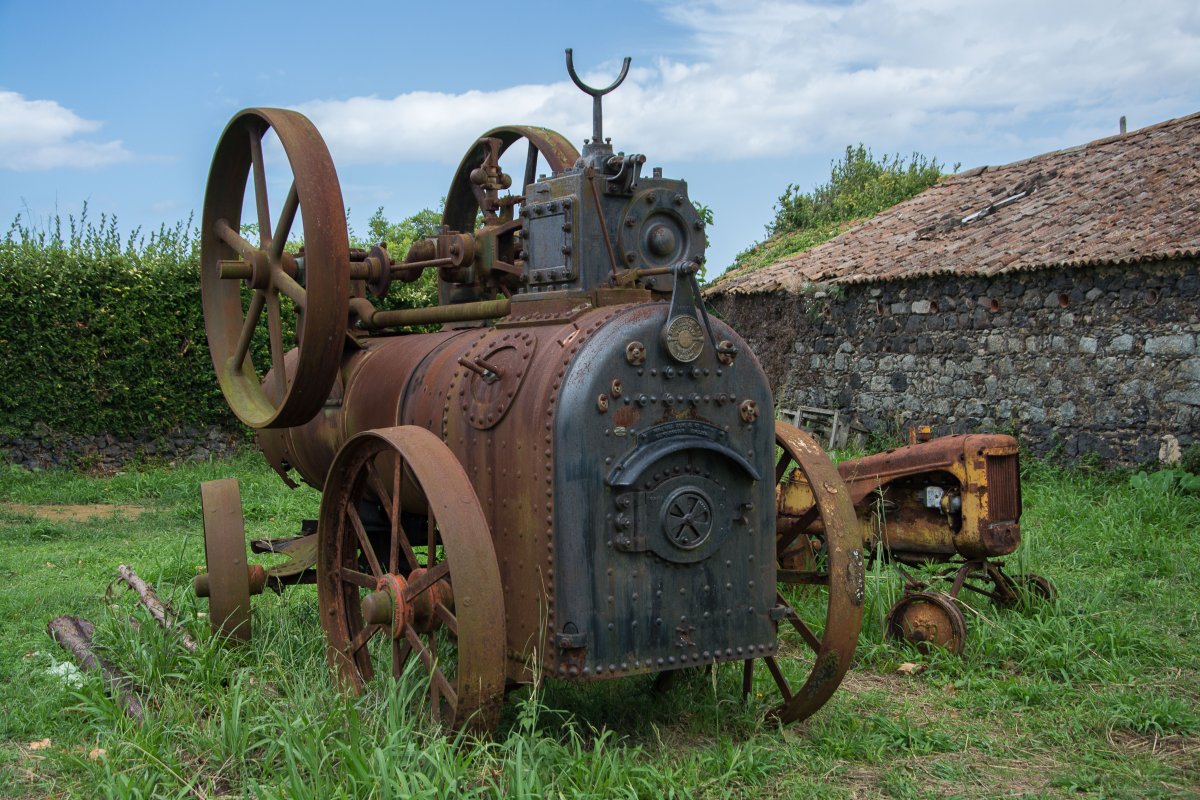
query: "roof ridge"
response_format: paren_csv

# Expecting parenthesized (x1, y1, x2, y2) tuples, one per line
(943, 110, 1200, 184)
(708, 108, 1200, 296)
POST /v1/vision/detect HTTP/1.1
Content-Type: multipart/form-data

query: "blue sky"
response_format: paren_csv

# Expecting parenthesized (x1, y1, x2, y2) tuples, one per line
(3, 0, 1199, 274)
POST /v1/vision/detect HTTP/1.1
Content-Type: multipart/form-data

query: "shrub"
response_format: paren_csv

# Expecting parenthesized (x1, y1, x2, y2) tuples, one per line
(0, 205, 438, 438)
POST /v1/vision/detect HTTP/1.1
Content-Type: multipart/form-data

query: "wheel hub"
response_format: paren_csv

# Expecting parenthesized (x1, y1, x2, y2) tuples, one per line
(360, 570, 455, 638)
(362, 574, 412, 639)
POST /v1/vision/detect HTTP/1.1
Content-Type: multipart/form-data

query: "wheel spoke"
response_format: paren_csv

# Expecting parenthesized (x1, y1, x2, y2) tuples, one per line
(523, 141, 538, 192)
(765, 657, 793, 701)
(389, 461, 403, 573)
(270, 182, 298, 261)
(434, 603, 458, 636)
(214, 218, 263, 260)
(339, 567, 377, 589)
(776, 507, 821, 556)
(249, 127, 272, 246)
(775, 453, 793, 484)
(265, 291, 286, 396)
(785, 611, 823, 654)
(347, 505, 384, 577)
(392, 638, 412, 679)
(405, 625, 433, 667)
(346, 622, 381, 655)
(274, 269, 307, 309)
(232, 290, 266, 371)
(406, 561, 449, 598)
(431, 666, 458, 711)
(367, 457, 419, 572)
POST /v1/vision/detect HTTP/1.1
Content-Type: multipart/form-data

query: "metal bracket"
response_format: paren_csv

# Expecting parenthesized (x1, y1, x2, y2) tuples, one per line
(565, 48, 631, 145)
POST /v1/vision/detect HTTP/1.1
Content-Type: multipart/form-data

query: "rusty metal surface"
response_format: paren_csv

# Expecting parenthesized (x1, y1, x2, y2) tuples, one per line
(837, 433, 1022, 559)
(885, 591, 967, 655)
(443, 126, 580, 232)
(771, 421, 865, 723)
(199, 479, 252, 642)
(316, 426, 506, 732)
(198, 51, 866, 727)
(201, 108, 349, 429)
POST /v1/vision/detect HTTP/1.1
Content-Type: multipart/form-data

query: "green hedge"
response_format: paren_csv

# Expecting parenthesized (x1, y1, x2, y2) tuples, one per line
(0, 214, 236, 436)
(0, 208, 442, 439)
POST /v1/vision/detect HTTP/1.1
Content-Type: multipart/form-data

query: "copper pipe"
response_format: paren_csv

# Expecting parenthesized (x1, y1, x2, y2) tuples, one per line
(357, 298, 512, 330)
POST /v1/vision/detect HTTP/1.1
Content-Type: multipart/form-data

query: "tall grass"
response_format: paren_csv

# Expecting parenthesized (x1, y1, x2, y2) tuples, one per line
(1, 452, 1197, 798)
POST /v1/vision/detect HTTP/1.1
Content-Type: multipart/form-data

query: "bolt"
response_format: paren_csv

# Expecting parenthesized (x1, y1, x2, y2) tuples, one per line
(597, 394, 609, 413)
(610, 379, 623, 397)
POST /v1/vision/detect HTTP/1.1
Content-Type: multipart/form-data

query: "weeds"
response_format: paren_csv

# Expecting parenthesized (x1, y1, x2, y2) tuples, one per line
(1, 450, 1198, 798)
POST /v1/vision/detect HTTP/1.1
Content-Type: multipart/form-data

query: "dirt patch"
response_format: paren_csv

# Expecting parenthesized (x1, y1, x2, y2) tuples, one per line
(838, 668, 940, 702)
(1, 503, 148, 522)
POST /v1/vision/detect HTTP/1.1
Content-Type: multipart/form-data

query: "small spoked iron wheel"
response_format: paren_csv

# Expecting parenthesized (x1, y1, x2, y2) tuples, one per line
(992, 569, 1058, 609)
(317, 426, 506, 733)
(749, 421, 865, 724)
(885, 591, 968, 656)
(201, 108, 349, 429)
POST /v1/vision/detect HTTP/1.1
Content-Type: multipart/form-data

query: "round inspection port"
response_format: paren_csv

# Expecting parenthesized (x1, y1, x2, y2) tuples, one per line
(1058, 292, 1069, 308)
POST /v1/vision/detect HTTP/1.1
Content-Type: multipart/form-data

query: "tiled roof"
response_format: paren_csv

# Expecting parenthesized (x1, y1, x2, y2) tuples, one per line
(708, 111, 1200, 296)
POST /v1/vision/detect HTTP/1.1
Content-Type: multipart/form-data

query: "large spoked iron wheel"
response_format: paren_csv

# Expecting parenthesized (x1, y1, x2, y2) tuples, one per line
(316, 426, 506, 733)
(201, 108, 349, 429)
(748, 421, 865, 724)
(443, 125, 580, 232)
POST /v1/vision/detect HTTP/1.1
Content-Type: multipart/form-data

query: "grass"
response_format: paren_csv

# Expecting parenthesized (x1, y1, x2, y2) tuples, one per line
(1, 451, 1198, 798)
(707, 222, 857, 287)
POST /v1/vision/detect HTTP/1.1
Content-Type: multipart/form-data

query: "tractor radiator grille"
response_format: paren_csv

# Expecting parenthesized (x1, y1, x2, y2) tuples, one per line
(985, 453, 1021, 521)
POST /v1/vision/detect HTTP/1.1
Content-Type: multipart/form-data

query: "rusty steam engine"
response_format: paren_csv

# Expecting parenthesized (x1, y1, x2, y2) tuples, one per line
(195, 51, 865, 732)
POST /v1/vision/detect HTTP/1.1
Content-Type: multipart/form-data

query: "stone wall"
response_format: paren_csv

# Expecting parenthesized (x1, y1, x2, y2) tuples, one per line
(0, 424, 245, 472)
(710, 260, 1200, 465)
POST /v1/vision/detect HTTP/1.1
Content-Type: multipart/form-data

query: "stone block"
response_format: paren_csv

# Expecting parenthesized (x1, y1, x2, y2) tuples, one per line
(1146, 334, 1195, 355)
(1166, 389, 1200, 406)
(1079, 336, 1098, 354)
(1108, 334, 1134, 353)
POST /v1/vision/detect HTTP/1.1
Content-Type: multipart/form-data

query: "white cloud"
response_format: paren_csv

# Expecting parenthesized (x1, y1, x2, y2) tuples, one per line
(0, 91, 132, 170)
(295, 0, 1200, 166)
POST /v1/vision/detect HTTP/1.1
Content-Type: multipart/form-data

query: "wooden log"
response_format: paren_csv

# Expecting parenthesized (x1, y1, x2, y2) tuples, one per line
(113, 564, 198, 653)
(47, 615, 145, 721)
